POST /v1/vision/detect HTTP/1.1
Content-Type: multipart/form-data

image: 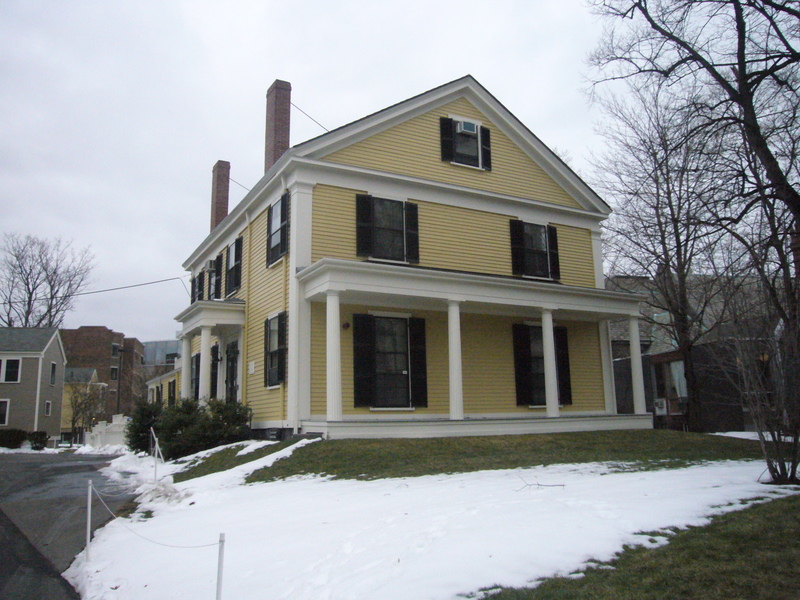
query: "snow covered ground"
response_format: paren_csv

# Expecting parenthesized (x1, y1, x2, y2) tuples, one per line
(63, 440, 799, 600)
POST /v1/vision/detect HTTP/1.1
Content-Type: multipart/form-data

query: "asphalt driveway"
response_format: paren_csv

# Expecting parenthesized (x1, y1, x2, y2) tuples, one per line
(0, 452, 137, 600)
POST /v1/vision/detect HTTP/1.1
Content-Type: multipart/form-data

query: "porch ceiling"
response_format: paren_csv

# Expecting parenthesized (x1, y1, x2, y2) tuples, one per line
(298, 258, 643, 321)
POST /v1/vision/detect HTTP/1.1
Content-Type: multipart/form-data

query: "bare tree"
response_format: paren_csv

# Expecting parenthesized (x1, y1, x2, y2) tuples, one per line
(589, 0, 800, 267)
(597, 81, 735, 431)
(0, 233, 94, 328)
(66, 380, 107, 445)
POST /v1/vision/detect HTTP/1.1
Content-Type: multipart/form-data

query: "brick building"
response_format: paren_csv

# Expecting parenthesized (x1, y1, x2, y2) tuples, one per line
(60, 326, 145, 420)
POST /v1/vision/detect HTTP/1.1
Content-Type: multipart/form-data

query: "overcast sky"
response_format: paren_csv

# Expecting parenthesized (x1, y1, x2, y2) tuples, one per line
(0, 0, 608, 342)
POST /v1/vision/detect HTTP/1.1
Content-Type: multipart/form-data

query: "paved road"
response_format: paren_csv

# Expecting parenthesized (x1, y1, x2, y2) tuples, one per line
(0, 452, 137, 600)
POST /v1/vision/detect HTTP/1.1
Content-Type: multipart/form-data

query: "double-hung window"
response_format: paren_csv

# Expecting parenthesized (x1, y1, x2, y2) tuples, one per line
(512, 324, 572, 407)
(0, 399, 8, 425)
(264, 312, 287, 387)
(50, 362, 57, 386)
(440, 117, 492, 170)
(226, 237, 243, 294)
(209, 254, 223, 299)
(267, 192, 290, 266)
(356, 195, 419, 263)
(352, 314, 427, 409)
(510, 221, 560, 280)
(0, 358, 21, 383)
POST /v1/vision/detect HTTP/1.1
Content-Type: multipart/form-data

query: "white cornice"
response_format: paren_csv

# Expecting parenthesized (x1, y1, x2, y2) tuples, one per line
(297, 258, 643, 319)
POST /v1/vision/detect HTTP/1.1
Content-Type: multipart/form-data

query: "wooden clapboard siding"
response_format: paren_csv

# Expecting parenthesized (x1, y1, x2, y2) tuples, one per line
(244, 206, 288, 422)
(323, 98, 582, 210)
(461, 314, 519, 413)
(555, 224, 596, 288)
(312, 184, 363, 262)
(416, 199, 512, 275)
(559, 320, 605, 412)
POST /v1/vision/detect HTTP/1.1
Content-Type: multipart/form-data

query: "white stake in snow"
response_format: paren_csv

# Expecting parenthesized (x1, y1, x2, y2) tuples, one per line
(216, 533, 226, 600)
(86, 479, 92, 562)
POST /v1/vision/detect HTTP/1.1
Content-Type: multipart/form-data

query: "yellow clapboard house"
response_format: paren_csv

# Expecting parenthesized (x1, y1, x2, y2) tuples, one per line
(174, 76, 649, 439)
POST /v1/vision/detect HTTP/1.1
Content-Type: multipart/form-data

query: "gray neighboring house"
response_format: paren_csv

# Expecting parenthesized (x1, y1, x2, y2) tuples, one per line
(0, 327, 67, 442)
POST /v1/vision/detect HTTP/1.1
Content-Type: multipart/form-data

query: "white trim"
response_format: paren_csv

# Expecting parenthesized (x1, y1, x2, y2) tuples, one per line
(34, 356, 42, 431)
(370, 407, 416, 412)
(0, 399, 9, 426)
(301, 414, 652, 439)
(0, 357, 22, 383)
(369, 310, 412, 319)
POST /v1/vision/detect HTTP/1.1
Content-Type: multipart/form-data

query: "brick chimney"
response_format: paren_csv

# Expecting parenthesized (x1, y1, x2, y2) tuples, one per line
(265, 79, 291, 173)
(210, 160, 231, 232)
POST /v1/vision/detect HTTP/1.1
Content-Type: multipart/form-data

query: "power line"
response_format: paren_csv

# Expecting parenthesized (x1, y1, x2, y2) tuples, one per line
(291, 101, 329, 132)
(2, 276, 189, 307)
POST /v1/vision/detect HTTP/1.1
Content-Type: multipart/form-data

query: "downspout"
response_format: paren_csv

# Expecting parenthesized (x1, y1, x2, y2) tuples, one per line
(243, 211, 253, 405)
(33, 355, 43, 431)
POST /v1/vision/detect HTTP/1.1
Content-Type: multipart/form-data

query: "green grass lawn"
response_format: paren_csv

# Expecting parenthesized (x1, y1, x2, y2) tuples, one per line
(244, 429, 765, 483)
(483, 492, 800, 600)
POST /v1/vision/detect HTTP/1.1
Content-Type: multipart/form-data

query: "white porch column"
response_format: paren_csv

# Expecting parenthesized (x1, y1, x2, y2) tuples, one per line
(198, 326, 212, 400)
(180, 336, 192, 399)
(628, 316, 647, 415)
(541, 309, 560, 418)
(326, 291, 343, 421)
(447, 300, 464, 420)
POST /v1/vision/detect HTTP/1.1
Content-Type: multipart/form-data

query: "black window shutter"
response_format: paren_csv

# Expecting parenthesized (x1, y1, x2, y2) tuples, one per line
(281, 191, 290, 256)
(234, 236, 243, 288)
(197, 272, 204, 301)
(190, 276, 197, 303)
(278, 311, 288, 384)
(480, 126, 492, 171)
(554, 326, 572, 405)
(356, 195, 374, 257)
(440, 117, 455, 162)
(266, 203, 274, 267)
(263, 319, 270, 387)
(408, 317, 428, 408)
(509, 220, 526, 276)
(405, 202, 419, 263)
(214, 254, 223, 298)
(353, 314, 376, 407)
(512, 324, 532, 406)
(547, 225, 561, 280)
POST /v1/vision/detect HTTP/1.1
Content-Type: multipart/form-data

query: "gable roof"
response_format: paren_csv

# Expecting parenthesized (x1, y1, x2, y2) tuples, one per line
(65, 367, 98, 383)
(186, 76, 609, 269)
(0, 327, 60, 353)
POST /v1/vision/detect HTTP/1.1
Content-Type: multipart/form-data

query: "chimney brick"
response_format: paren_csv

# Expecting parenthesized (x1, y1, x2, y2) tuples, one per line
(210, 160, 231, 232)
(265, 79, 291, 173)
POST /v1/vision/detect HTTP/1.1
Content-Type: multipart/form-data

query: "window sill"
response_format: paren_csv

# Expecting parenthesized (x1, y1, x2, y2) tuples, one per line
(369, 407, 415, 412)
(266, 384, 282, 391)
(267, 255, 286, 270)
(449, 161, 487, 172)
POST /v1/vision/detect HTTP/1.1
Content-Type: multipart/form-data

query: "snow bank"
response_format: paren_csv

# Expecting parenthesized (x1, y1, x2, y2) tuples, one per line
(64, 456, 798, 600)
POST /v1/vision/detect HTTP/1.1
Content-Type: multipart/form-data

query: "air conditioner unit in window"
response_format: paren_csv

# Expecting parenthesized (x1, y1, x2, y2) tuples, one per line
(456, 120, 478, 135)
(205, 260, 216, 271)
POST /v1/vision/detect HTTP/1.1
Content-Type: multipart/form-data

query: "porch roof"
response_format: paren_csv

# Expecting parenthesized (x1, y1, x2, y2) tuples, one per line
(174, 299, 246, 338)
(298, 258, 643, 321)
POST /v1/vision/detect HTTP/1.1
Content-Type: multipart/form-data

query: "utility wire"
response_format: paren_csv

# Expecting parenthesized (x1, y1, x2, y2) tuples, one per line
(230, 177, 250, 192)
(2, 276, 189, 306)
(292, 101, 329, 132)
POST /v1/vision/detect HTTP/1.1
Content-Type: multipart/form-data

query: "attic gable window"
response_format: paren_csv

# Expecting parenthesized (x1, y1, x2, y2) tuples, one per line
(356, 195, 419, 263)
(440, 117, 492, 170)
(510, 221, 560, 281)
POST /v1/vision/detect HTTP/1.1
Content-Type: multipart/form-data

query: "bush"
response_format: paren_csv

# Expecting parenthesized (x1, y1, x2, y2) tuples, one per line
(125, 399, 163, 454)
(0, 428, 28, 449)
(27, 431, 49, 450)
(126, 398, 251, 460)
(158, 399, 251, 460)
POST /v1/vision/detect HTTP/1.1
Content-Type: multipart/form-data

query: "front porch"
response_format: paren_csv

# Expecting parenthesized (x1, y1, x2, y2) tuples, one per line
(294, 259, 650, 436)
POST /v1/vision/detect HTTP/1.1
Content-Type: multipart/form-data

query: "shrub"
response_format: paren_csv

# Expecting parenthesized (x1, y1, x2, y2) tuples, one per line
(158, 399, 251, 460)
(126, 398, 251, 460)
(27, 431, 49, 450)
(0, 428, 28, 449)
(125, 399, 163, 454)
